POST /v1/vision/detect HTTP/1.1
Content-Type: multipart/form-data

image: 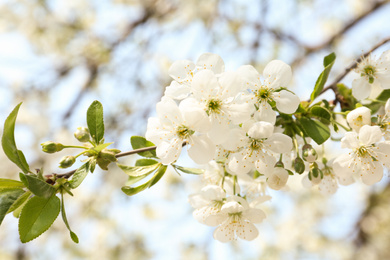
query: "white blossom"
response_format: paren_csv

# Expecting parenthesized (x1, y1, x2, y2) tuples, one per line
(238, 60, 300, 124)
(188, 185, 226, 226)
(213, 196, 266, 242)
(333, 125, 390, 185)
(346, 106, 371, 132)
(145, 97, 215, 164)
(352, 51, 390, 100)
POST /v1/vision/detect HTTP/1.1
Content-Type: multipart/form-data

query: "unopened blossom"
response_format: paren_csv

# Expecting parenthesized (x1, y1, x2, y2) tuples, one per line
(188, 185, 226, 226)
(185, 69, 252, 144)
(145, 97, 215, 165)
(238, 60, 300, 124)
(333, 125, 390, 185)
(266, 167, 289, 190)
(165, 53, 225, 100)
(227, 120, 293, 176)
(213, 196, 266, 242)
(346, 106, 371, 132)
(352, 50, 390, 100)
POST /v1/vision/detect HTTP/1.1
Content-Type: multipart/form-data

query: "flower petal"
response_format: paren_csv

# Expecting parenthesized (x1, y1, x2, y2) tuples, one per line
(196, 53, 225, 74)
(236, 221, 259, 241)
(156, 138, 182, 165)
(164, 81, 191, 100)
(264, 133, 293, 154)
(188, 135, 216, 164)
(168, 60, 195, 83)
(263, 60, 292, 88)
(273, 90, 300, 114)
(359, 125, 382, 145)
(242, 208, 266, 223)
(352, 78, 371, 100)
(361, 161, 383, 185)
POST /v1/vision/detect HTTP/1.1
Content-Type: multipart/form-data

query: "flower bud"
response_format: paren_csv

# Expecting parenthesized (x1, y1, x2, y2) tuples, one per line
(41, 141, 64, 153)
(59, 156, 76, 168)
(302, 144, 317, 163)
(96, 149, 117, 170)
(294, 157, 305, 174)
(74, 127, 90, 143)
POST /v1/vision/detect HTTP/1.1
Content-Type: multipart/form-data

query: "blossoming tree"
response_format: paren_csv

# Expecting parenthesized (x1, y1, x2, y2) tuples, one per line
(2, 39, 390, 244)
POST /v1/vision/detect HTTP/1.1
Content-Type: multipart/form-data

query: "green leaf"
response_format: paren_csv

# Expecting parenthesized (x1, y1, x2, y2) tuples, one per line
(68, 163, 89, 189)
(172, 165, 204, 175)
(7, 191, 31, 214)
(60, 193, 79, 243)
(376, 89, 390, 101)
(20, 173, 55, 199)
(310, 53, 336, 101)
(130, 136, 156, 157)
(91, 142, 113, 153)
(19, 195, 60, 243)
(0, 178, 25, 190)
(121, 165, 167, 196)
(0, 188, 25, 225)
(87, 100, 104, 145)
(299, 117, 330, 145)
(135, 159, 159, 166)
(117, 163, 161, 177)
(309, 105, 331, 122)
(2, 103, 30, 173)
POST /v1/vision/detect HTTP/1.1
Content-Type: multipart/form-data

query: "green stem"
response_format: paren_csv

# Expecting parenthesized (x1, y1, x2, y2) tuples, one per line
(334, 120, 351, 131)
(63, 145, 88, 149)
(233, 175, 237, 195)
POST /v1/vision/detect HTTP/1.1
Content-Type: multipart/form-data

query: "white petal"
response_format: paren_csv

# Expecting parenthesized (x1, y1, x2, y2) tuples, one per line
(352, 78, 371, 100)
(213, 221, 235, 243)
(385, 98, 390, 113)
(337, 175, 355, 186)
(193, 206, 221, 226)
(242, 208, 266, 223)
(188, 135, 216, 164)
(375, 142, 390, 167)
(236, 221, 259, 241)
(180, 98, 211, 132)
(237, 65, 261, 87)
(255, 153, 277, 177)
(196, 53, 225, 74)
(225, 102, 253, 125)
(228, 152, 253, 175)
(219, 71, 245, 98)
(254, 102, 276, 124)
(346, 106, 371, 132)
(247, 121, 274, 139)
(164, 81, 191, 100)
(208, 117, 230, 145)
(264, 133, 293, 154)
(156, 96, 183, 125)
(273, 90, 300, 114)
(188, 193, 208, 208)
(145, 117, 173, 145)
(263, 60, 292, 88)
(359, 125, 382, 145)
(191, 69, 220, 100)
(168, 60, 195, 83)
(156, 138, 182, 164)
(318, 175, 338, 195)
(221, 127, 248, 151)
(201, 185, 226, 201)
(340, 132, 359, 149)
(361, 161, 383, 185)
(332, 154, 354, 177)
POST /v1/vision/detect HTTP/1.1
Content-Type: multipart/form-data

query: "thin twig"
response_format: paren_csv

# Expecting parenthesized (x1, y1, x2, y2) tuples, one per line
(45, 141, 187, 179)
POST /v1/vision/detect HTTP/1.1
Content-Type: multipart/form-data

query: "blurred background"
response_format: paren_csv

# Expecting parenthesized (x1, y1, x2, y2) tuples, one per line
(0, 0, 390, 259)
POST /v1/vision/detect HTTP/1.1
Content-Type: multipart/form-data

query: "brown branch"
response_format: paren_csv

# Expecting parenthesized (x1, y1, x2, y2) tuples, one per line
(291, 0, 389, 67)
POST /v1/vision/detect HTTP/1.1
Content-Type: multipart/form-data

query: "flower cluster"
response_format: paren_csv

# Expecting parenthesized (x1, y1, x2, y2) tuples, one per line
(145, 51, 390, 242)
